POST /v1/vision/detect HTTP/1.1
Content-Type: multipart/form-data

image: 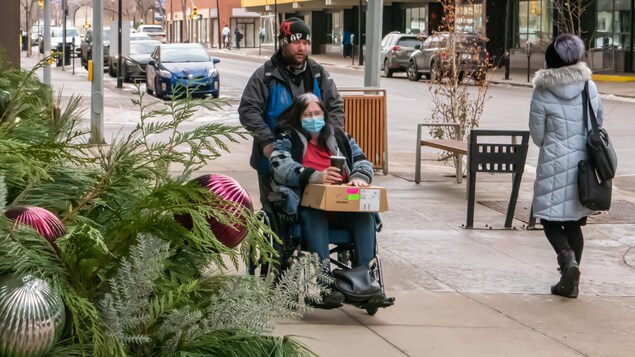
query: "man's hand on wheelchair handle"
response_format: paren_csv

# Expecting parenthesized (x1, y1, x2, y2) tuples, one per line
(263, 143, 274, 158)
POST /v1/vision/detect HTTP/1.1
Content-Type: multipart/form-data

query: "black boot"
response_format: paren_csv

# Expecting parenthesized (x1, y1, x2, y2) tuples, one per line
(574, 246, 583, 266)
(550, 249, 580, 298)
(307, 288, 344, 310)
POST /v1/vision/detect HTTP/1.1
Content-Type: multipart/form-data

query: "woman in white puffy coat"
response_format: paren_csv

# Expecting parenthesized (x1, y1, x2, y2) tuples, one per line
(529, 34, 603, 298)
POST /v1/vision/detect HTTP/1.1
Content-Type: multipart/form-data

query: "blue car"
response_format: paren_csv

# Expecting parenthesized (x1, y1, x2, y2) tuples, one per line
(145, 43, 220, 99)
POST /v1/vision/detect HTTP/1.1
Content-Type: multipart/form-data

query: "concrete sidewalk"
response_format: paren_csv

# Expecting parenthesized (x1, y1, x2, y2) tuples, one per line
(19, 50, 635, 357)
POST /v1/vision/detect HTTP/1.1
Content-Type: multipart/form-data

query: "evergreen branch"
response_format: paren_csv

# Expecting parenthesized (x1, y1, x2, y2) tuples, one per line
(174, 330, 318, 357)
(0, 58, 51, 123)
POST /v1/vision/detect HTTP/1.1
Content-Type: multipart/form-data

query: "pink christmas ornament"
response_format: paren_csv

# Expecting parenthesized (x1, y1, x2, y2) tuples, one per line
(5, 206, 66, 248)
(179, 174, 253, 249)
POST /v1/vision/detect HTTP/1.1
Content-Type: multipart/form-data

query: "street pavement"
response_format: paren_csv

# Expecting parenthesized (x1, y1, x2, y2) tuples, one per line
(19, 48, 635, 356)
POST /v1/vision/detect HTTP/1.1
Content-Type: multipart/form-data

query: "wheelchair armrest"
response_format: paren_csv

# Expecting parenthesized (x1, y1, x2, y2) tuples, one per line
(266, 191, 297, 223)
(267, 191, 288, 203)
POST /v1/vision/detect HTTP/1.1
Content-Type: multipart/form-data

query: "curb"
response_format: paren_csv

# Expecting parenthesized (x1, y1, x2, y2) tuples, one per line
(592, 74, 635, 82)
(489, 79, 533, 88)
(487, 79, 635, 99)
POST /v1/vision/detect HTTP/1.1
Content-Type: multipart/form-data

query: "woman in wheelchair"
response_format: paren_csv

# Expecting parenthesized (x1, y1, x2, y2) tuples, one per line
(269, 93, 385, 309)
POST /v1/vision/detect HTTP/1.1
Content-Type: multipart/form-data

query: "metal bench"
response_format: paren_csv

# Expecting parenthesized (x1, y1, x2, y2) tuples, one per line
(464, 130, 530, 229)
(415, 126, 531, 229)
(415, 123, 467, 184)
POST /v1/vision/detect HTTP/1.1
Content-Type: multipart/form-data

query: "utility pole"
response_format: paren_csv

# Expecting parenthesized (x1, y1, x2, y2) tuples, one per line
(364, 0, 383, 87)
(215, 0, 221, 48)
(43, 0, 51, 84)
(91, 0, 105, 144)
(62, 0, 67, 71)
(117, 0, 123, 88)
(357, 0, 363, 66)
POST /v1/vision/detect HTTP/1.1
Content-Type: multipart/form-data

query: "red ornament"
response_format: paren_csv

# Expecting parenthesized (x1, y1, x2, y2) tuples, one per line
(179, 174, 253, 249)
(4, 206, 66, 247)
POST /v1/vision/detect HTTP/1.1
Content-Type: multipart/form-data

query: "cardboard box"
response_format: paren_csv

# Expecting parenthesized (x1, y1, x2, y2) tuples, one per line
(301, 184, 388, 212)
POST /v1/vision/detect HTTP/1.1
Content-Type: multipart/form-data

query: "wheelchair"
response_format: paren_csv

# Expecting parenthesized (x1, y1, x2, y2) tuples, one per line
(248, 191, 395, 316)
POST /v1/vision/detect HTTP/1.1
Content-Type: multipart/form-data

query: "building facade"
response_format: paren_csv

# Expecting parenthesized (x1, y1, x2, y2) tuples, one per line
(238, 0, 633, 73)
(166, 0, 261, 48)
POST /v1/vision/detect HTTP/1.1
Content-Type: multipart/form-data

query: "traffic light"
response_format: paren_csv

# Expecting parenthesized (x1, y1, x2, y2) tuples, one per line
(38, 0, 44, 9)
(192, 7, 198, 17)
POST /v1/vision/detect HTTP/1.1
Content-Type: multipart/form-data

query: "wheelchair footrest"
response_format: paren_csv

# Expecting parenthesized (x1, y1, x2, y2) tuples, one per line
(356, 295, 396, 309)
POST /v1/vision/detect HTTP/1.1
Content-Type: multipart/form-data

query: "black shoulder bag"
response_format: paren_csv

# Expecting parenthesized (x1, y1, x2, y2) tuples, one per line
(583, 82, 618, 181)
(578, 83, 612, 211)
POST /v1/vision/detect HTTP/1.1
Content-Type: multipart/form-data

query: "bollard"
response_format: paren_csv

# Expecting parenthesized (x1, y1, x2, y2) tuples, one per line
(88, 60, 93, 81)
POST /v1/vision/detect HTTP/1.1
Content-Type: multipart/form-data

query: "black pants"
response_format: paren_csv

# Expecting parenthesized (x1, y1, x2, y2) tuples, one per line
(541, 218, 586, 264)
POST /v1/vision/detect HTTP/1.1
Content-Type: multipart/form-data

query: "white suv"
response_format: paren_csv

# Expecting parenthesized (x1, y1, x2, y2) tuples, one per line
(136, 25, 166, 43)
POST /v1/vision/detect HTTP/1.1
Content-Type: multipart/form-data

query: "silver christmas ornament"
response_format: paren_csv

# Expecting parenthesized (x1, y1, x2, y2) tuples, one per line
(0, 273, 65, 357)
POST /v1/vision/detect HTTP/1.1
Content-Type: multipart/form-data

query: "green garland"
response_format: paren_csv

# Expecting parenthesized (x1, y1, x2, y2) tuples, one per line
(0, 58, 327, 356)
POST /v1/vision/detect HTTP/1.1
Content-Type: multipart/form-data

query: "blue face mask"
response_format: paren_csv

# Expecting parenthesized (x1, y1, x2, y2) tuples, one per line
(301, 117, 325, 134)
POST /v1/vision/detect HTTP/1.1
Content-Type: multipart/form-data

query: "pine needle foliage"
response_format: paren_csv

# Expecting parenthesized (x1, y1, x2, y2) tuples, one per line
(99, 235, 326, 356)
(0, 57, 321, 356)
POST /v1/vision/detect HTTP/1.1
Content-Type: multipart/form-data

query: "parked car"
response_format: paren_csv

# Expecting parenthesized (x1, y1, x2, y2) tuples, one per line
(407, 32, 489, 84)
(80, 27, 111, 69)
(38, 27, 81, 56)
(130, 32, 151, 41)
(108, 40, 161, 81)
(137, 25, 166, 42)
(380, 32, 424, 77)
(145, 43, 220, 99)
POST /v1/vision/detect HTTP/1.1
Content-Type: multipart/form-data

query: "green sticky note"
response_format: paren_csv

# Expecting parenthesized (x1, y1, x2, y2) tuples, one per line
(348, 194, 360, 201)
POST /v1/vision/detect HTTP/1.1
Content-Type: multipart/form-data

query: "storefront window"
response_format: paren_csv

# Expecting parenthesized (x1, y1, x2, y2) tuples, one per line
(456, 2, 483, 34)
(260, 14, 275, 45)
(326, 12, 343, 44)
(515, 0, 552, 49)
(405, 7, 427, 35)
(595, 0, 632, 50)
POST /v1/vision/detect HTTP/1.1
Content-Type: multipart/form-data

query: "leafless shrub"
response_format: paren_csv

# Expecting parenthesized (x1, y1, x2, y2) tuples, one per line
(426, 0, 492, 165)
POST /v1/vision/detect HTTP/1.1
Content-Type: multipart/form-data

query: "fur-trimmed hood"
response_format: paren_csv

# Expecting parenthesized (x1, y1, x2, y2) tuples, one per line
(532, 62, 592, 100)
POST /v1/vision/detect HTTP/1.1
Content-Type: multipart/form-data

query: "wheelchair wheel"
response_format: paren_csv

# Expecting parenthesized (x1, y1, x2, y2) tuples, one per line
(248, 209, 296, 277)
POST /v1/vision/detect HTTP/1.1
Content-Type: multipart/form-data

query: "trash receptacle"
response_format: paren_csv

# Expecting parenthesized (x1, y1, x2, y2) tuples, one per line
(55, 44, 72, 66)
(22, 35, 28, 51)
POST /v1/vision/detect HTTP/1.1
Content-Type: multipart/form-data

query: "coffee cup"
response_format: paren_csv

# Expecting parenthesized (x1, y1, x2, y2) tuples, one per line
(330, 155, 346, 183)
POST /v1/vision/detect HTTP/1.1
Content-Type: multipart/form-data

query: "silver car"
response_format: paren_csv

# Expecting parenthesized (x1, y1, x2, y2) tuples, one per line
(380, 32, 424, 78)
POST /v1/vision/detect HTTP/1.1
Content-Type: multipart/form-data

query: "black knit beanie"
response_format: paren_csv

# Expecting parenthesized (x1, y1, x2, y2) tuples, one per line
(545, 34, 585, 69)
(279, 17, 311, 46)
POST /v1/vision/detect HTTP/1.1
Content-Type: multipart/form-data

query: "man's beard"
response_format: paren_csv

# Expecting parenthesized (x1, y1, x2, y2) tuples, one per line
(283, 52, 307, 67)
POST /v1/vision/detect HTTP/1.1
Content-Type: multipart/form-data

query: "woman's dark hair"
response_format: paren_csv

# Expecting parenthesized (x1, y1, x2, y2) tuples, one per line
(275, 93, 333, 148)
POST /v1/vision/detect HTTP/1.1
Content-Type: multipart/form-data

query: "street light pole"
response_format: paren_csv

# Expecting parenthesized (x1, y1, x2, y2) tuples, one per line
(90, 0, 105, 144)
(116, 0, 122, 88)
(43, 0, 51, 84)
(62, 0, 67, 71)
